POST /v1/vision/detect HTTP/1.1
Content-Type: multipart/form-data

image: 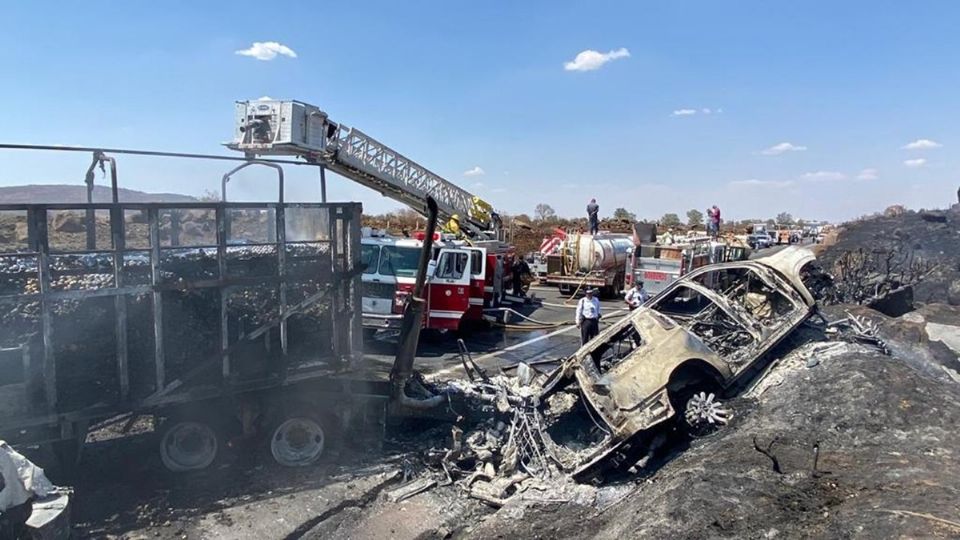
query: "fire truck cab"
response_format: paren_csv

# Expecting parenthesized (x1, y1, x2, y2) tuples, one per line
(360, 229, 513, 333)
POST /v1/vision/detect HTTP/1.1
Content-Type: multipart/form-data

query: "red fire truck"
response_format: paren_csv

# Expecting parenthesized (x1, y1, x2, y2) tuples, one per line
(361, 230, 514, 333)
(225, 98, 518, 332)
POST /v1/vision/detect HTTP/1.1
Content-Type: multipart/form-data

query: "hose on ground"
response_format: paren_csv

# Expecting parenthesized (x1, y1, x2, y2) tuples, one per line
(482, 307, 573, 330)
(491, 321, 573, 331)
(540, 301, 577, 309)
(482, 307, 563, 326)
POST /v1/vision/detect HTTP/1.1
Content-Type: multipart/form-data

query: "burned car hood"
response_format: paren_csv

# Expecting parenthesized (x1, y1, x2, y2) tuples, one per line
(751, 246, 817, 306)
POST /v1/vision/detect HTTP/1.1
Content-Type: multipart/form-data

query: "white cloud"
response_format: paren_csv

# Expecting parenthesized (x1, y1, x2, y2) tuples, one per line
(901, 139, 942, 150)
(857, 168, 879, 181)
(800, 171, 846, 182)
(472, 182, 485, 189)
(257, 96, 273, 101)
(760, 142, 807, 156)
(729, 179, 795, 188)
(563, 47, 630, 72)
(672, 107, 721, 116)
(235, 41, 298, 61)
(903, 158, 927, 168)
(463, 166, 485, 177)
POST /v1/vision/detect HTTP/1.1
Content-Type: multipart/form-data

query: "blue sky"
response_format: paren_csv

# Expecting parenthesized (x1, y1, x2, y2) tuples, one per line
(2, 1, 958, 222)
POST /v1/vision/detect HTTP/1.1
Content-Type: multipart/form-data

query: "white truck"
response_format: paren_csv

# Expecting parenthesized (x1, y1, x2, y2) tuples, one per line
(625, 238, 751, 296)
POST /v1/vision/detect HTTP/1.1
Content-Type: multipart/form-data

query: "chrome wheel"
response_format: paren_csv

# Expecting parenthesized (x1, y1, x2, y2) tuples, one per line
(683, 391, 731, 435)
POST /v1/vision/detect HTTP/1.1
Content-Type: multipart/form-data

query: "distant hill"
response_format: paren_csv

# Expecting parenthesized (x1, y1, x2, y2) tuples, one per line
(0, 184, 197, 204)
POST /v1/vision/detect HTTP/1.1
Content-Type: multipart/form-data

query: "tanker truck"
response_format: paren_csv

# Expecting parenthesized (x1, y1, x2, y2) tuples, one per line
(542, 233, 633, 298)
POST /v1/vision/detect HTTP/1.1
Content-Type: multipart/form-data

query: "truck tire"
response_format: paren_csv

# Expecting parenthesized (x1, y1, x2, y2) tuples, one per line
(268, 412, 329, 467)
(159, 417, 221, 472)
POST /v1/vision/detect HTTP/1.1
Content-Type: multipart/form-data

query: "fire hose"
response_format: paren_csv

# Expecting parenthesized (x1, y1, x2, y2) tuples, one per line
(482, 307, 573, 330)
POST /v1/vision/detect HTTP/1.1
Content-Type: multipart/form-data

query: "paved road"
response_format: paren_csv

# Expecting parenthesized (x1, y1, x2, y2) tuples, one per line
(362, 238, 816, 382)
(362, 284, 625, 380)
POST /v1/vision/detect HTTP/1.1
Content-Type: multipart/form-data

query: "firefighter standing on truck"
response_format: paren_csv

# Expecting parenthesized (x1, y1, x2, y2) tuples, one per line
(445, 214, 463, 238)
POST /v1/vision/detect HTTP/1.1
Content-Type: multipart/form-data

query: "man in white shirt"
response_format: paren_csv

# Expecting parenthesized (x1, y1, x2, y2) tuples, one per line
(625, 282, 650, 310)
(576, 288, 602, 345)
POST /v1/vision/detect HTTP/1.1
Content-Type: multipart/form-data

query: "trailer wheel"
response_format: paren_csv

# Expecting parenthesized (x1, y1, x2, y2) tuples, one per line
(269, 415, 326, 467)
(159, 419, 220, 472)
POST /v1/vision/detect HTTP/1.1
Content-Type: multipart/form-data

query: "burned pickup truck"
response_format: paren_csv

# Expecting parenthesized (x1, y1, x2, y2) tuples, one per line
(441, 247, 818, 495)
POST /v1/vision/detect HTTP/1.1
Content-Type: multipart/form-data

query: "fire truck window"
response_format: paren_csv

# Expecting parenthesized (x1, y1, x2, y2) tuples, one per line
(379, 246, 420, 277)
(470, 250, 483, 275)
(360, 244, 380, 274)
(436, 251, 468, 280)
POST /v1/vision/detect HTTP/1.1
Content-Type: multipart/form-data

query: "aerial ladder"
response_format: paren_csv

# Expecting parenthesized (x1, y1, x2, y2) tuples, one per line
(225, 99, 499, 239)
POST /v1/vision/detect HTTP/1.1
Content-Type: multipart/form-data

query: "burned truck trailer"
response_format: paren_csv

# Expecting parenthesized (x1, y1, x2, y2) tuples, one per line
(0, 194, 374, 471)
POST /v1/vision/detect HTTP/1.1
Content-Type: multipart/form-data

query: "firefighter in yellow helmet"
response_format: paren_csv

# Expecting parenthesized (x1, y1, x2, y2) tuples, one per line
(445, 214, 462, 238)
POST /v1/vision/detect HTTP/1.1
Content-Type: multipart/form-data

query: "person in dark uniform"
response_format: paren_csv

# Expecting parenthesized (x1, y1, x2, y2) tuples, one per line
(512, 255, 530, 297)
(586, 199, 600, 235)
(575, 288, 602, 345)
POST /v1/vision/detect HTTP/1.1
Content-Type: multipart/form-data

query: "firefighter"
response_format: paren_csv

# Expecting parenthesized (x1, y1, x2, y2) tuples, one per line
(445, 214, 462, 238)
(576, 288, 602, 345)
(512, 255, 531, 297)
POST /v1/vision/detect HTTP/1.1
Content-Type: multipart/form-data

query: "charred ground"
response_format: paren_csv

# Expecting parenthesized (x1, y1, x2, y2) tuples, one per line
(17, 205, 960, 539)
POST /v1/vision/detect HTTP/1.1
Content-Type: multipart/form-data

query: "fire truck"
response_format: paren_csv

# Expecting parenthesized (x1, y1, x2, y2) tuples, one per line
(225, 99, 515, 334)
(360, 230, 513, 333)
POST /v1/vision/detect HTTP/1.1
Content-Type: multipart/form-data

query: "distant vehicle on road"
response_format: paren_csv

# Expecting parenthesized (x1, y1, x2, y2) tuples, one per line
(748, 233, 773, 250)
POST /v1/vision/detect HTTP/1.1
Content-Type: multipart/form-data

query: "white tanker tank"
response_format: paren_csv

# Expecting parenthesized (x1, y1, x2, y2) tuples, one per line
(564, 233, 634, 273)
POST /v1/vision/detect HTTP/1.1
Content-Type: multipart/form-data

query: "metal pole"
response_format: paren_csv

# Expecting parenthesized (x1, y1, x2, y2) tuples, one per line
(319, 165, 328, 203)
(221, 160, 285, 203)
(101, 156, 118, 203)
(390, 197, 439, 389)
(84, 153, 99, 250)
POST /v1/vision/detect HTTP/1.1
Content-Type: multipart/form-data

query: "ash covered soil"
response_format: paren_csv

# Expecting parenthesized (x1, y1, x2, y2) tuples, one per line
(65, 305, 960, 539)
(817, 206, 960, 303)
(469, 307, 960, 539)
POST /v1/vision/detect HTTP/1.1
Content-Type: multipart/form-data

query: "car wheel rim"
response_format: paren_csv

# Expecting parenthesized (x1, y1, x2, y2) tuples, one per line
(160, 421, 218, 472)
(683, 392, 731, 434)
(271, 418, 325, 467)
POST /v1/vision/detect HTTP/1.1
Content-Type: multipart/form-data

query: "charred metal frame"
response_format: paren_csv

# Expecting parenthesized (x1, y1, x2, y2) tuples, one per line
(0, 200, 362, 413)
(0, 146, 364, 445)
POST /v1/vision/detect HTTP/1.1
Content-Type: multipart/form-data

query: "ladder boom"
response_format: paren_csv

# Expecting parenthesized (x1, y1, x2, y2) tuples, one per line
(225, 100, 493, 235)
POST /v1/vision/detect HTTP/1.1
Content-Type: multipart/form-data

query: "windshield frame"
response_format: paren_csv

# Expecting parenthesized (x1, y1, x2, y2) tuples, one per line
(378, 245, 421, 277)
